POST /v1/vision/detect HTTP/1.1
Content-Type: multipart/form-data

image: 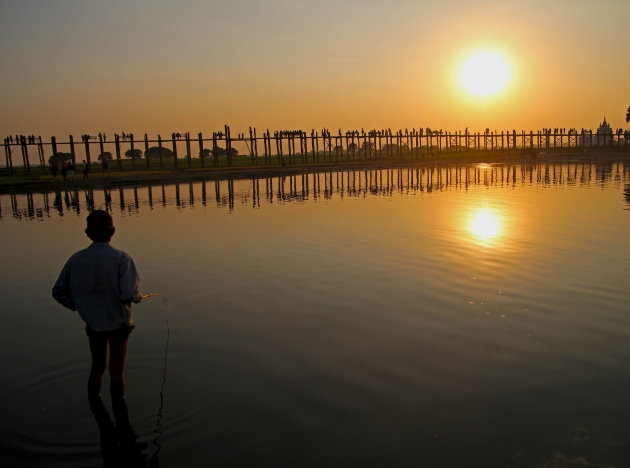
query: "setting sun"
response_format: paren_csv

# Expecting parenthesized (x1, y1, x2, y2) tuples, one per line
(460, 51, 510, 97)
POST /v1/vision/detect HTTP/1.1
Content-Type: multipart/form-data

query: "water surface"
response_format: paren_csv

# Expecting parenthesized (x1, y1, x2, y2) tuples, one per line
(1, 161, 630, 467)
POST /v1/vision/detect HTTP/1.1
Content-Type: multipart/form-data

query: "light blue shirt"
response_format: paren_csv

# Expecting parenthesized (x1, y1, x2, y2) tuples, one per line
(52, 242, 141, 332)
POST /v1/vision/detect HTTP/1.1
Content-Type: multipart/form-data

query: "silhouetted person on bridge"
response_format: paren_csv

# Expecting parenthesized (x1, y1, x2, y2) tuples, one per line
(52, 210, 142, 405)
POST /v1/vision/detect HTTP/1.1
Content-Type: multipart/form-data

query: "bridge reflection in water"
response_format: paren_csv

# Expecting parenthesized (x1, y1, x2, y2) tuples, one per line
(3, 160, 630, 221)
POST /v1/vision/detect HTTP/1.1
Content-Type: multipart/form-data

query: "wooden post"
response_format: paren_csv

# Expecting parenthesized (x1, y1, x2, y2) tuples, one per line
(224, 125, 232, 167)
(171, 133, 178, 169)
(412, 129, 416, 157)
(130, 134, 136, 169)
(83, 134, 91, 167)
(144, 134, 150, 168)
(158, 134, 164, 169)
(276, 131, 284, 166)
(253, 128, 259, 161)
(98, 133, 105, 164)
(299, 131, 305, 163)
(115, 134, 122, 170)
(287, 132, 292, 164)
(20, 136, 30, 172)
(185, 132, 192, 168)
(4, 139, 13, 174)
(263, 132, 269, 165)
(69, 135, 76, 168)
(310, 130, 316, 163)
(327, 130, 332, 162)
(37, 136, 45, 172)
(350, 131, 356, 160)
(51, 136, 58, 156)
(198, 132, 204, 168)
(249, 127, 255, 166)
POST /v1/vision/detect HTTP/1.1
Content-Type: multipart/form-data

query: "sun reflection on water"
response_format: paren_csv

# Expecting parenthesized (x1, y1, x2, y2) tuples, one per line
(468, 208, 503, 244)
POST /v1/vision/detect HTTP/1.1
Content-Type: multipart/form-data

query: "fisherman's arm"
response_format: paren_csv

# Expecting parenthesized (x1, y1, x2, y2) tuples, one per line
(52, 261, 77, 311)
(119, 255, 142, 304)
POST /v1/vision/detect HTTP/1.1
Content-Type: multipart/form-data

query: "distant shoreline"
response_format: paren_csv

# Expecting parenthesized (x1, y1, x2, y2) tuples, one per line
(2, 150, 629, 195)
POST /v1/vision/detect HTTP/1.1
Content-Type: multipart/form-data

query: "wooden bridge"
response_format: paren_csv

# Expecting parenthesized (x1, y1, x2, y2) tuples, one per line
(3, 125, 629, 174)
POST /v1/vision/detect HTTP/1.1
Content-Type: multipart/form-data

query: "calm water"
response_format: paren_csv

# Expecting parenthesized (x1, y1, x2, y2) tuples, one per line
(1, 161, 630, 467)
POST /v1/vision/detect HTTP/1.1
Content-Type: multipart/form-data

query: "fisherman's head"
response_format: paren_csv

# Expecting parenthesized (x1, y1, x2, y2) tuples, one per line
(85, 210, 115, 242)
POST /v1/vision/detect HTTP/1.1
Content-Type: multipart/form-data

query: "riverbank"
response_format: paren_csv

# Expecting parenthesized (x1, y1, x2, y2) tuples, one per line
(2, 149, 629, 194)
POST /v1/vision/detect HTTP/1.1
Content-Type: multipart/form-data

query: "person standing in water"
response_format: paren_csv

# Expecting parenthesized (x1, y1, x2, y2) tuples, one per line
(52, 210, 142, 402)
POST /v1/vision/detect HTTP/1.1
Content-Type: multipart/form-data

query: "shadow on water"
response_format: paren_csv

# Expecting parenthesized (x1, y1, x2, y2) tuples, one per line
(3, 160, 630, 220)
(89, 396, 150, 467)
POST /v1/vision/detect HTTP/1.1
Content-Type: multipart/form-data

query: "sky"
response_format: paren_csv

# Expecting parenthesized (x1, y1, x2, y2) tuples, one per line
(1, 0, 629, 138)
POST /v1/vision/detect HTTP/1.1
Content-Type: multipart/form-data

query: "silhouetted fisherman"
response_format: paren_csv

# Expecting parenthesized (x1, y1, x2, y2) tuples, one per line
(52, 210, 142, 404)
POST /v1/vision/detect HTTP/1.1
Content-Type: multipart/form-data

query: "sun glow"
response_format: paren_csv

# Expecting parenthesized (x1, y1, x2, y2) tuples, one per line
(469, 209, 502, 243)
(459, 51, 510, 96)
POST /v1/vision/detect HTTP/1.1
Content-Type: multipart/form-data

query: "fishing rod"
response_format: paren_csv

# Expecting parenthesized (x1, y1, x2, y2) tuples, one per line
(142, 293, 164, 300)
(141, 292, 170, 462)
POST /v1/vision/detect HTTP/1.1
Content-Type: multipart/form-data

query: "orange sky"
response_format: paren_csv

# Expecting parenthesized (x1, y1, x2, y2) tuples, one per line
(1, 0, 628, 138)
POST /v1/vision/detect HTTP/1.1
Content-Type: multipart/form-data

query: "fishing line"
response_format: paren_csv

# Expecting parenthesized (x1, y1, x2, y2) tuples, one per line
(141, 293, 170, 461)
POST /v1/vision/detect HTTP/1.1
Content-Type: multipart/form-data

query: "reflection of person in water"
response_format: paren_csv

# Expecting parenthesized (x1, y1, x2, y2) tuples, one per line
(90, 395, 147, 466)
(52, 210, 142, 401)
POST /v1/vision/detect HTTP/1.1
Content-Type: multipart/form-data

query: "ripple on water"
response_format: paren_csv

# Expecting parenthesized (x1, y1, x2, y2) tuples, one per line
(1, 360, 99, 467)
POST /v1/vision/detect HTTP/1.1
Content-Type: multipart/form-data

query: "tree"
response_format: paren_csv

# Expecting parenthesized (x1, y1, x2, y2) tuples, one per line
(211, 147, 238, 158)
(347, 142, 358, 153)
(125, 148, 143, 159)
(145, 146, 174, 160)
(626, 105, 630, 123)
(48, 152, 72, 166)
(98, 151, 113, 161)
(199, 148, 212, 159)
(212, 147, 226, 157)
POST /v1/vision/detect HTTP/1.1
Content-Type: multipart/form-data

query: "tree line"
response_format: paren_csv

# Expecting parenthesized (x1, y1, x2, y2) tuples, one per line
(47, 145, 239, 166)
